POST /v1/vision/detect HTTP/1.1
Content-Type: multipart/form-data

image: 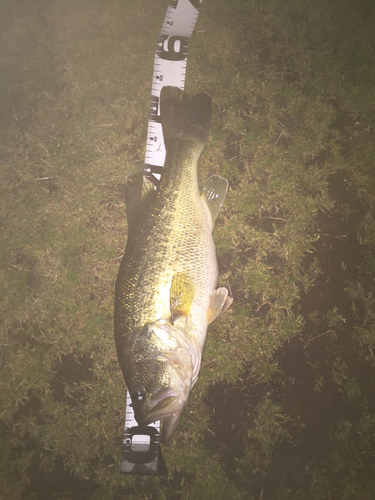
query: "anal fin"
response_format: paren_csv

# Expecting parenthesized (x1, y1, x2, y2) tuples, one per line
(202, 175, 228, 225)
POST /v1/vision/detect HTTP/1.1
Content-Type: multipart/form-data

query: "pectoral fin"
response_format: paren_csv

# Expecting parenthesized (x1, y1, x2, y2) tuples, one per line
(207, 287, 233, 324)
(202, 175, 228, 225)
(170, 273, 195, 324)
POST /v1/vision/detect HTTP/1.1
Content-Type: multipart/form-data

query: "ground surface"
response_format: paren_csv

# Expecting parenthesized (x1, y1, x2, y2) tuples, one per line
(1, 0, 375, 499)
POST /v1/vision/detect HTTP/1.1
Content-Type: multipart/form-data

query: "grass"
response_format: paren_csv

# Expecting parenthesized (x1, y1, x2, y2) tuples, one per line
(1, 0, 375, 498)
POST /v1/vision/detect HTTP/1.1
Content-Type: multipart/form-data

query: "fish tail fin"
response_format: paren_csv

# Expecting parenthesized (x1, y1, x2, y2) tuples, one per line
(160, 86, 212, 150)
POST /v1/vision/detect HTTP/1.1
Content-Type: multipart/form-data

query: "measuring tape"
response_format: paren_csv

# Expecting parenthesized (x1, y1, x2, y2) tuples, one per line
(143, 0, 203, 184)
(121, 0, 202, 476)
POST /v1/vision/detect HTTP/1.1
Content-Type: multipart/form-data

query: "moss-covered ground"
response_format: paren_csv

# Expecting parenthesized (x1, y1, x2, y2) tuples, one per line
(1, 0, 375, 498)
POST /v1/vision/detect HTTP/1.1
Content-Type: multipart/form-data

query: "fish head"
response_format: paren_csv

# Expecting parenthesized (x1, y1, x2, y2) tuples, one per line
(126, 319, 200, 443)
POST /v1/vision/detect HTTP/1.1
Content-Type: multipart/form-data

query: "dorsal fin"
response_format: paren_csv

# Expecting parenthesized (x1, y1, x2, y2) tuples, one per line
(125, 173, 155, 233)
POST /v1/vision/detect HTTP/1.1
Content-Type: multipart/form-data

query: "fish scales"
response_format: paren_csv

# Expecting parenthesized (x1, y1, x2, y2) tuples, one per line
(114, 86, 232, 443)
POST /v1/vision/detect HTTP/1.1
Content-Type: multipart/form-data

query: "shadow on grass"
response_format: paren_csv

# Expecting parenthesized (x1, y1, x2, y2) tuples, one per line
(205, 171, 375, 499)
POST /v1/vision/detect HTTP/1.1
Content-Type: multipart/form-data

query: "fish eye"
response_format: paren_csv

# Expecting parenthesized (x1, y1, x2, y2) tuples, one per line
(133, 391, 146, 403)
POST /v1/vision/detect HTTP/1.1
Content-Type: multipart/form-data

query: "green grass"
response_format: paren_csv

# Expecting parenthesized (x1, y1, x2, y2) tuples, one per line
(1, 0, 375, 498)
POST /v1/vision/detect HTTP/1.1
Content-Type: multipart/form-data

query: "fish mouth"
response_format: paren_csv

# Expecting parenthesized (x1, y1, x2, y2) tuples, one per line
(137, 394, 186, 444)
(135, 387, 185, 428)
(135, 392, 186, 444)
(129, 319, 199, 442)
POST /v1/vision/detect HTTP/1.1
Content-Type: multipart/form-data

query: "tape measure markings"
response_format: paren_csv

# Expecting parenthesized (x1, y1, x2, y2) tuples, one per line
(144, 0, 202, 182)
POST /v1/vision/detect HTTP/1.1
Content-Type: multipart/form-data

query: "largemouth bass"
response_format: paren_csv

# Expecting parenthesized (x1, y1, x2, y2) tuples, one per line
(114, 86, 232, 443)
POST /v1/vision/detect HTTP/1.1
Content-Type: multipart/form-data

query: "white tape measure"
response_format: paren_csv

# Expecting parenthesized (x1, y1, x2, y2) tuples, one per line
(143, 0, 203, 183)
(121, 0, 202, 476)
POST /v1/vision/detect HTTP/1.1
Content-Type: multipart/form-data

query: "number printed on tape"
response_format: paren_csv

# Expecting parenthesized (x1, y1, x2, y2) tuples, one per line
(143, 0, 202, 182)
